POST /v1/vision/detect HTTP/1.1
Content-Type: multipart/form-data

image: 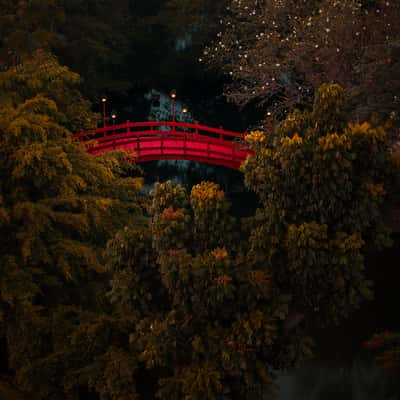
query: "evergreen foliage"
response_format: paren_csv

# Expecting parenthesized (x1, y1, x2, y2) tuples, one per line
(0, 3, 398, 396)
(241, 83, 397, 326)
(0, 50, 98, 131)
(99, 180, 313, 400)
(0, 0, 228, 109)
(0, 52, 144, 398)
(0, 0, 134, 96)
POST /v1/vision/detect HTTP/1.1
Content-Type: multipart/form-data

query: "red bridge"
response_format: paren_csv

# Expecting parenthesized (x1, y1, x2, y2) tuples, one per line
(73, 121, 252, 170)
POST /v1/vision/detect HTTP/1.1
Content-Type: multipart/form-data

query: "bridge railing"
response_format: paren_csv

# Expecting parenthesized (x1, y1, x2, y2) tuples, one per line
(73, 121, 246, 143)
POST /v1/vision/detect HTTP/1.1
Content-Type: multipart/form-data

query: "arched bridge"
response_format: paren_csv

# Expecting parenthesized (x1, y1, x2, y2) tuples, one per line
(73, 121, 252, 170)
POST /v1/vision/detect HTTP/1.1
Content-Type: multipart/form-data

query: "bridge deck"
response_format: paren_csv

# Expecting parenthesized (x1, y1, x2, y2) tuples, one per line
(74, 121, 252, 170)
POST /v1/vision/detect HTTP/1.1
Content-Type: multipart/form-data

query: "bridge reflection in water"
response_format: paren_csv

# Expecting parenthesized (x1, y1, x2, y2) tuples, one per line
(73, 121, 252, 170)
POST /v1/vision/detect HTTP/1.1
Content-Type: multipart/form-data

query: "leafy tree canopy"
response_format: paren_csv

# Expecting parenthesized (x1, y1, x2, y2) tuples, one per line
(0, 0, 228, 104)
(99, 180, 309, 400)
(241, 83, 397, 326)
(1, 84, 398, 399)
(0, 50, 98, 131)
(0, 0, 134, 96)
(0, 52, 144, 398)
(204, 0, 400, 130)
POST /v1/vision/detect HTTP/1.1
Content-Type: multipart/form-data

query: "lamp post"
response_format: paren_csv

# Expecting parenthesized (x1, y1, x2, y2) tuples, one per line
(170, 89, 177, 122)
(266, 111, 272, 131)
(181, 106, 188, 122)
(101, 95, 107, 128)
(111, 110, 117, 133)
(181, 107, 188, 132)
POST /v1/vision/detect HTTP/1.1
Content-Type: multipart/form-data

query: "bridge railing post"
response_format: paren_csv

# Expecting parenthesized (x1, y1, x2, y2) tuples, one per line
(126, 120, 130, 135)
(219, 126, 223, 141)
(149, 118, 155, 135)
(194, 121, 199, 136)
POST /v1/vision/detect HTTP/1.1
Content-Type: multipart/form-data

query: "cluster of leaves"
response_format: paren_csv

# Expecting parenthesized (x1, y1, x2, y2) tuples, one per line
(103, 123, 395, 396)
(247, 83, 400, 382)
(240, 83, 400, 379)
(0, 50, 98, 132)
(98, 179, 313, 400)
(241, 83, 397, 327)
(204, 0, 400, 129)
(0, 51, 144, 398)
(1, 48, 398, 399)
(190, 181, 233, 251)
(0, 0, 135, 96)
(0, 0, 230, 111)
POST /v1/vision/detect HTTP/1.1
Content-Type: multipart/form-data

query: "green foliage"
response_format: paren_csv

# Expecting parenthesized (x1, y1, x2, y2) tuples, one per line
(150, 180, 188, 214)
(0, 0, 134, 96)
(1, 51, 396, 400)
(96, 180, 313, 400)
(0, 53, 144, 398)
(105, 225, 162, 317)
(0, 0, 228, 104)
(0, 50, 98, 131)
(311, 83, 347, 134)
(152, 206, 191, 253)
(190, 181, 235, 251)
(241, 83, 396, 325)
(205, 0, 400, 131)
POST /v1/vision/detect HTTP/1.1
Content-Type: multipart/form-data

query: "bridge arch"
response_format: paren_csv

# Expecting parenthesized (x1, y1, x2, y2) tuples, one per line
(73, 121, 252, 170)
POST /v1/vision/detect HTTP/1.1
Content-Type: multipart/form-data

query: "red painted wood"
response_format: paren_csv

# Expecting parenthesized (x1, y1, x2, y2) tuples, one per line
(73, 121, 253, 170)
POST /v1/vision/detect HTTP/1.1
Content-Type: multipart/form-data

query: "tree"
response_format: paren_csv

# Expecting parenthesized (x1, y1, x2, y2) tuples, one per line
(59, 0, 133, 96)
(0, 0, 135, 97)
(203, 0, 400, 129)
(0, 0, 65, 63)
(76, 82, 398, 398)
(241, 83, 397, 327)
(0, 51, 144, 398)
(100, 180, 312, 400)
(0, 50, 98, 132)
(0, 0, 235, 126)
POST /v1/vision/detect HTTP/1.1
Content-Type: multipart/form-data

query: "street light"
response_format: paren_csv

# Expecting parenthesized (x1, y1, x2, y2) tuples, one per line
(266, 111, 272, 131)
(181, 106, 188, 122)
(111, 110, 117, 133)
(101, 95, 107, 127)
(170, 89, 177, 122)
